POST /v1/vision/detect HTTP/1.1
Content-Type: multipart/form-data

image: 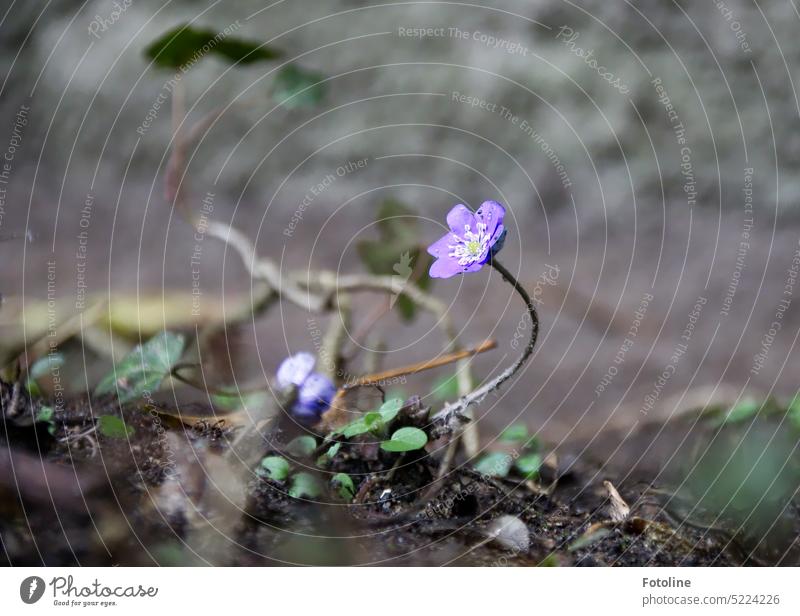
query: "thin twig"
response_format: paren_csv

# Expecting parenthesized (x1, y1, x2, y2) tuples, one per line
(341, 339, 496, 389)
(432, 259, 539, 430)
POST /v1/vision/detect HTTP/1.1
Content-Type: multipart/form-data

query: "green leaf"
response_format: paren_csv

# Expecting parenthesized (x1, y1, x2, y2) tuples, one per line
(356, 200, 433, 322)
(26, 353, 65, 397)
(331, 473, 355, 501)
(97, 415, 134, 439)
(377, 397, 403, 423)
(94, 331, 185, 404)
(145, 24, 281, 70)
(286, 435, 317, 457)
(430, 373, 477, 402)
(342, 419, 369, 438)
(35, 405, 56, 435)
(288, 472, 322, 499)
(340, 397, 404, 438)
(212, 390, 269, 412)
(36, 405, 54, 423)
(258, 456, 290, 481)
(788, 395, 800, 430)
(272, 64, 326, 109)
(515, 453, 542, 479)
(363, 412, 383, 429)
(380, 427, 428, 452)
(500, 423, 529, 443)
(430, 374, 460, 401)
(714, 399, 761, 427)
(326, 442, 341, 458)
(473, 452, 512, 477)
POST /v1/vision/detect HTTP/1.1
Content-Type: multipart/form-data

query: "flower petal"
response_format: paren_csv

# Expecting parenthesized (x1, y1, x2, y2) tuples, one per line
(490, 225, 506, 256)
(463, 260, 486, 273)
(429, 256, 464, 279)
(294, 372, 336, 419)
(276, 352, 316, 389)
(446, 203, 476, 235)
(475, 200, 505, 237)
(426, 233, 455, 259)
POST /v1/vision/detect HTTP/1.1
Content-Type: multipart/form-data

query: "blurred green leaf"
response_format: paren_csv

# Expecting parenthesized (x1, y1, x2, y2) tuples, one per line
(357, 200, 433, 322)
(212, 390, 269, 412)
(94, 331, 185, 404)
(500, 423, 529, 443)
(259, 456, 290, 481)
(331, 473, 355, 501)
(682, 422, 800, 548)
(380, 427, 427, 452)
(26, 353, 64, 397)
(787, 394, 800, 430)
(568, 527, 611, 552)
(145, 24, 281, 70)
(97, 415, 134, 439)
(515, 453, 542, 479)
(286, 435, 317, 457)
(35, 405, 56, 435)
(714, 399, 761, 427)
(272, 64, 326, 109)
(288, 472, 322, 499)
(326, 442, 341, 458)
(473, 452, 512, 477)
(430, 373, 477, 402)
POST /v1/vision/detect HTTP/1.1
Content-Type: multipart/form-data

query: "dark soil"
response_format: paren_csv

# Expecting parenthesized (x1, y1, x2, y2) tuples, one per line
(1, 381, 798, 566)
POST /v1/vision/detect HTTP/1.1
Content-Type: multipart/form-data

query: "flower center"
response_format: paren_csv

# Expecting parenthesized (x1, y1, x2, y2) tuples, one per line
(448, 223, 491, 266)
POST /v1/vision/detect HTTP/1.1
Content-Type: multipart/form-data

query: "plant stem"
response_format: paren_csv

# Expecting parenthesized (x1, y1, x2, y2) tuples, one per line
(432, 258, 539, 428)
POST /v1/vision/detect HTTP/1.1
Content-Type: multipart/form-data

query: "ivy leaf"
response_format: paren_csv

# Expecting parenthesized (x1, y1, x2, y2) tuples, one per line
(94, 331, 185, 404)
(515, 453, 542, 479)
(288, 472, 322, 499)
(272, 64, 326, 109)
(380, 427, 428, 452)
(286, 435, 317, 457)
(145, 24, 281, 70)
(331, 473, 355, 501)
(97, 415, 134, 439)
(258, 456, 290, 481)
(473, 452, 512, 478)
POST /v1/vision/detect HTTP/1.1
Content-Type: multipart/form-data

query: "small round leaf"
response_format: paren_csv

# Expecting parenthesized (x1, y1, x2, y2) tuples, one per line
(259, 456, 290, 481)
(380, 427, 427, 452)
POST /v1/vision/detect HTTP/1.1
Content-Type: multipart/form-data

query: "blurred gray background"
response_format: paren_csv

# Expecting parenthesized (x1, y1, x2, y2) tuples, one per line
(2, 0, 800, 443)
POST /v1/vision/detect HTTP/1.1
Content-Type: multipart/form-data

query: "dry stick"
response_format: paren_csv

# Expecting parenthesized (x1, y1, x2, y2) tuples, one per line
(322, 339, 497, 427)
(318, 293, 351, 381)
(341, 338, 496, 389)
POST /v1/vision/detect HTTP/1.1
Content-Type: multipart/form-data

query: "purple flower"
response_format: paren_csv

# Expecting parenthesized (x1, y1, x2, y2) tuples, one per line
(276, 353, 336, 421)
(427, 201, 506, 279)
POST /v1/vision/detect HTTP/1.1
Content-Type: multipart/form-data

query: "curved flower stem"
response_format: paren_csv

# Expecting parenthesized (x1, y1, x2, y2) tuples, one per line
(433, 258, 539, 429)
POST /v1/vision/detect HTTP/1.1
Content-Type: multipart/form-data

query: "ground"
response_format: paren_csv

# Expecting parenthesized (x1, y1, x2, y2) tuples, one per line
(2, 380, 797, 566)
